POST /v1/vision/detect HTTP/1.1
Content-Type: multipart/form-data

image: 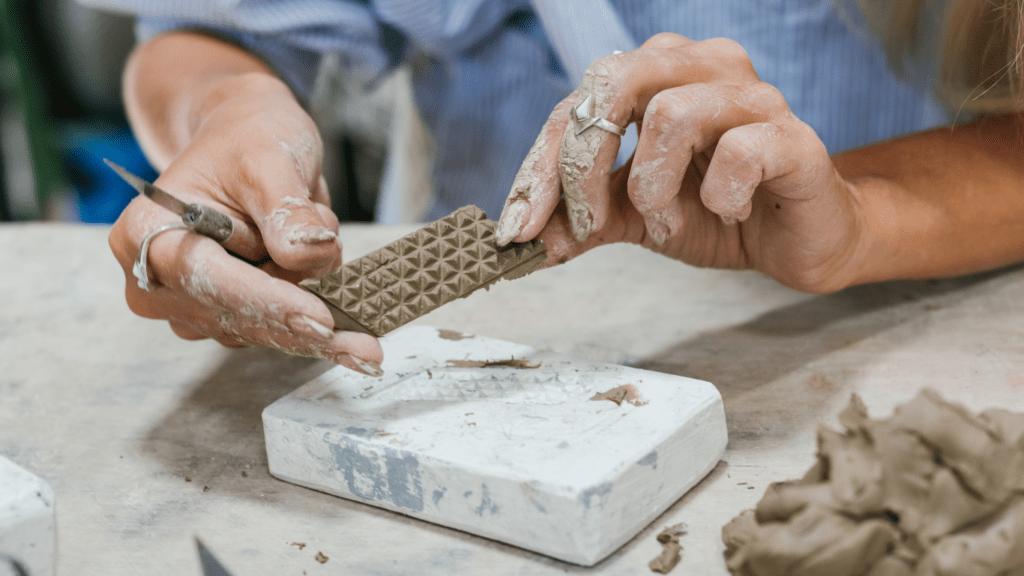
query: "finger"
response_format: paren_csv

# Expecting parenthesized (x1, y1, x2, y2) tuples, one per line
(534, 168, 647, 266)
(139, 230, 383, 371)
(628, 82, 786, 244)
(162, 130, 340, 272)
(168, 319, 206, 341)
(699, 121, 806, 223)
(240, 138, 342, 271)
(555, 37, 758, 243)
(495, 98, 577, 246)
(496, 33, 700, 246)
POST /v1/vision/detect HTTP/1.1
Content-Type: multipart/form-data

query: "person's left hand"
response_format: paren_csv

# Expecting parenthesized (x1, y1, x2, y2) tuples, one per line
(495, 33, 865, 294)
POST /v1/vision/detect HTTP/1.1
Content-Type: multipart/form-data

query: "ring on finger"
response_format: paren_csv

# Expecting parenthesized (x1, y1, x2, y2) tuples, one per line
(571, 94, 627, 136)
(133, 223, 188, 291)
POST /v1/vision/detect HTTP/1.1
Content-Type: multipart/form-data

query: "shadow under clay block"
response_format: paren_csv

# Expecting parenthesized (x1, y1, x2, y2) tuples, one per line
(301, 206, 546, 336)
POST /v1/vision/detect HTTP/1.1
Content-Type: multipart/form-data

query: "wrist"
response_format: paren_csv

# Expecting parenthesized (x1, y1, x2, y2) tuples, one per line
(123, 32, 281, 168)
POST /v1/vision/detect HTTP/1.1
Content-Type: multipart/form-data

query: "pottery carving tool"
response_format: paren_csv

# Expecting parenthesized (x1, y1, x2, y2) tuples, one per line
(104, 159, 234, 242)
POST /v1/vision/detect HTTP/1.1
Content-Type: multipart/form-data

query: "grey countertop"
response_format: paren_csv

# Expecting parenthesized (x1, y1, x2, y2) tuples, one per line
(3, 222, 1023, 575)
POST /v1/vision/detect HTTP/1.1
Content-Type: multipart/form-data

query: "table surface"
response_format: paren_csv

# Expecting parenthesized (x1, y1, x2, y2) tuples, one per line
(3, 222, 1023, 575)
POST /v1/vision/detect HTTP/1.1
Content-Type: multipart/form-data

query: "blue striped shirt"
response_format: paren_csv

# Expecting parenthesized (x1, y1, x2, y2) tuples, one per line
(84, 0, 948, 221)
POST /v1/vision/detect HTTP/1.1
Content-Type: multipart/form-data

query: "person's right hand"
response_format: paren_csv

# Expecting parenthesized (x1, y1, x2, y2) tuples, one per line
(109, 48, 383, 375)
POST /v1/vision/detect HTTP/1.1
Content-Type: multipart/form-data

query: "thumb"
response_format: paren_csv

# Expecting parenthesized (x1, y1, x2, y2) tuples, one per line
(245, 146, 342, 272)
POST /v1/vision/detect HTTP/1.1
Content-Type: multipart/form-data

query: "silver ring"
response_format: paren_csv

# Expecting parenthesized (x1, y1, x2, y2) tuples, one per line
(133, 223, 188, 291)
(571, 94, 627, 136)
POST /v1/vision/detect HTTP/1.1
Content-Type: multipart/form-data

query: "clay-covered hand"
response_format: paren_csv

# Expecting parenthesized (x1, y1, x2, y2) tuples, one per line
(495, 33, 862, 294)
(108, 34, 382, 374)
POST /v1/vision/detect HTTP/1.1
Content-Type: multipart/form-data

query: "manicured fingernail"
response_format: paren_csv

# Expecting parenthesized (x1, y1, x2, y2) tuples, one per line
(720, 215, 738, 226)
(351, 357, 384, 377)
(647, 219, 670, 245)
(296, 315, 334, 338)
(496, 200, 529, 246)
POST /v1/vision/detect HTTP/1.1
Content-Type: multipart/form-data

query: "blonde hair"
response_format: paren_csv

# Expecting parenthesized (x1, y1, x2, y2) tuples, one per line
(853, 0, 1024, 113)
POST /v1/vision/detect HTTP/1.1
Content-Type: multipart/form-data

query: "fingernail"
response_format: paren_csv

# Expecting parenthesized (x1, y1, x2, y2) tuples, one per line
(295, 315, 334, 338)
(351, 356, 384, 377)
(569, 206, 593, 242)
(647, 219, 670, 245)
(286, 226, 337, 245)
(720, 215, 738, 226)
(495, 200, 529, 246)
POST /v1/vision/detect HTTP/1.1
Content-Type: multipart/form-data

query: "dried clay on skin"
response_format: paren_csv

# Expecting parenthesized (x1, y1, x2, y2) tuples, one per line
(560, 62, 618, 242)
(183, 260, 217, 302)
(722, 389, 1024, 576)
(278, 132, 318, 182)
(280, 195, 308, 207)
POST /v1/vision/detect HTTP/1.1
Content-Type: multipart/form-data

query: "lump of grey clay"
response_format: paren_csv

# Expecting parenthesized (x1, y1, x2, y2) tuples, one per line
(722, 389, 1024, 576)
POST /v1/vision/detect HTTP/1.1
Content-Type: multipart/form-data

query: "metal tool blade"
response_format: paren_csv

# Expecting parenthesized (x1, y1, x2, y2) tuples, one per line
(195, 538, 234, 576)
(103, 158, 189, 216)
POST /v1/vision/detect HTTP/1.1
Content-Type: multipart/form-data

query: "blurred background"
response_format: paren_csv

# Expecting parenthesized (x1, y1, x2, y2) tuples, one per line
(1, 0, 393, 224)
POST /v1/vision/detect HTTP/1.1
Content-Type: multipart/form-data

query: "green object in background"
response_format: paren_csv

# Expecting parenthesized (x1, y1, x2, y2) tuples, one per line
(0, 0, 65, 220)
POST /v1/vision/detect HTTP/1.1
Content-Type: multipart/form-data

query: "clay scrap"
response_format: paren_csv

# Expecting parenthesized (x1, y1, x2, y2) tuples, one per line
(722, 389, 1024, 576)
(590, 384, 647, 407)
(301, 206, 546, 336)
(649, 523, 687, 573)
(446, 358, 540, 369)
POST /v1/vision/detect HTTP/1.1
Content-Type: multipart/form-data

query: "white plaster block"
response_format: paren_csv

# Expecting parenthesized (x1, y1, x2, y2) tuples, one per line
(264, 326, 726, 565)
(0, 456, 55, 576)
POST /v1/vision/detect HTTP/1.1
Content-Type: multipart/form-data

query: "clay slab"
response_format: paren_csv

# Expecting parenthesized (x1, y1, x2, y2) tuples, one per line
(263, 326, 726, 565)
(300, 206, 546, 336)
(0, 456, 55, 576)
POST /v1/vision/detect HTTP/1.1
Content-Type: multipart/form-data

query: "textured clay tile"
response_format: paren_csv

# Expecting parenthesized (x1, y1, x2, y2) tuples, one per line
(300, 205, 547, 336)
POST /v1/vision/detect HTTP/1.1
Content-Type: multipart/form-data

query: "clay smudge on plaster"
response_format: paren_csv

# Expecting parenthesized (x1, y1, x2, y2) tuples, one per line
(590, 384, 647, 407)
(446, 358, 540, 369)
(437, 329, 472, 341)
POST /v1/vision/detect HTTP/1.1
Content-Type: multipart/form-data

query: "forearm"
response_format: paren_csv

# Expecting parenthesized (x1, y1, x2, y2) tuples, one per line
(835, 113, 1024, 286)
(123, 31, 286, 170)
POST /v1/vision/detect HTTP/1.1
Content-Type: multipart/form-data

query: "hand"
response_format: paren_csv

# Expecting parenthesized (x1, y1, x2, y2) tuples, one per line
(109, 65, 383, 375)
(495, 33, 864, 294)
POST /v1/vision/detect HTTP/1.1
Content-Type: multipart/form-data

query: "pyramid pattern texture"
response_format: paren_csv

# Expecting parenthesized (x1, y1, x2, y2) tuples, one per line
(368, 370, 590, 404)
(301, 206, 546, 336)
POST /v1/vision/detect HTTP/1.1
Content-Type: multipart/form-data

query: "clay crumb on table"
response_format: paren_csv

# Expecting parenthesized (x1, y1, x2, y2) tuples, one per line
(722, 388, 1024, 576)
(649, 523, 687, 573)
